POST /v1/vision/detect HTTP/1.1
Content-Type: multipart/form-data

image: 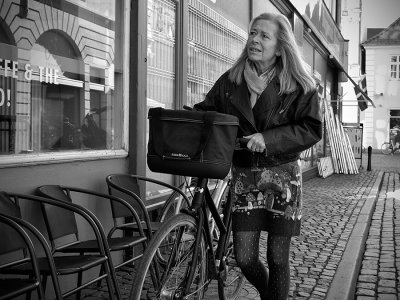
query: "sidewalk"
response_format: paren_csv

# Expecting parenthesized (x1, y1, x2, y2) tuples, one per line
(77, 153, 400, 300)
(226, 168, 383, 299)
(223, 153, 400, 300)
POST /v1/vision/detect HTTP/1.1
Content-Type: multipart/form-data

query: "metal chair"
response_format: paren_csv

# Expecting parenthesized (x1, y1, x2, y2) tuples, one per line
(0, 191, 120, 300)
(0, 211, 63, 300)
(0, 214, 44, 300)
(105, 174, 191, 240)
(36, 185, 148, 287)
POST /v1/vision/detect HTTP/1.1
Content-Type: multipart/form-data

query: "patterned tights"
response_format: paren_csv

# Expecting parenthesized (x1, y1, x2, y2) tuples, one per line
(233, 231, 291, 300)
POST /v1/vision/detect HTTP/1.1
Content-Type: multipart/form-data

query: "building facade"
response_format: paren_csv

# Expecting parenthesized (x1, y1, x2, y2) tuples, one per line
(362, 17, 400, 149)
(340, 0, 400, 150)
(0, 0, 347, 293)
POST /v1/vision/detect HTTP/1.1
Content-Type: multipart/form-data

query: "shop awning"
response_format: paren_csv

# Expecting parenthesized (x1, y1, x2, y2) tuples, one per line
(341, 68, 376, 111)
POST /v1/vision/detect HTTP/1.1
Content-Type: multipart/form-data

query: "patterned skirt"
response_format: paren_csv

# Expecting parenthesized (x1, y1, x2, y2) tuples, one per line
(231, 160, 302, 236)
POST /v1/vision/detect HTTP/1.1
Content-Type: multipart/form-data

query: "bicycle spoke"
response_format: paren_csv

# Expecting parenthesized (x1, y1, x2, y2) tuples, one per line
(160, 230, 197, 296)
(131, 177, 244, 300)
(132, 214, 206, 300)
(381, 142, 392, 155)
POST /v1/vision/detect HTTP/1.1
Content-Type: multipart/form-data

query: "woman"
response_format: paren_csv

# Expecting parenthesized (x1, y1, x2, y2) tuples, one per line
(194, 12, 322, 299)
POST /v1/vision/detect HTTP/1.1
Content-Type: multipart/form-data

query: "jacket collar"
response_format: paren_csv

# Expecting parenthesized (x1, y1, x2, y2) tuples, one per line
(230, 76, 281, 130)
(230, 80, 256, 129)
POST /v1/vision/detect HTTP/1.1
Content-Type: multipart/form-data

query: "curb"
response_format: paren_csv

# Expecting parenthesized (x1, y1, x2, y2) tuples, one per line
(325, 171, 384, 300)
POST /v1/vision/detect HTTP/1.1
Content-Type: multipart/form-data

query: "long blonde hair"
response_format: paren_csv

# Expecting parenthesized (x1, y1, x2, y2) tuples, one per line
(229, 13, 315, 95)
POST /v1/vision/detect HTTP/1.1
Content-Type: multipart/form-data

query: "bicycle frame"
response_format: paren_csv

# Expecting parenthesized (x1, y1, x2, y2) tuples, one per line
(382, 141, 400, 155)
(131, 171, 245, 298)
(177, 177, 233, 297)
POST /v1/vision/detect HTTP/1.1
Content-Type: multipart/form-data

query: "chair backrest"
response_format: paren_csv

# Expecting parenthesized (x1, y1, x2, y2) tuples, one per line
(0, 214, 44, 298)
(0, 213, 34, 258)
(0, 192, 26, 255)
(0, 191, 21, 218)
(0, 201, 25, 256)
(106, 174, 145, 219)
(36, 185, 79, 242)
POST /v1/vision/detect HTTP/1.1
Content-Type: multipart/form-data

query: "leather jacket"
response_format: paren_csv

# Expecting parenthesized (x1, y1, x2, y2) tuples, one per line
(194, 70, 323, 167)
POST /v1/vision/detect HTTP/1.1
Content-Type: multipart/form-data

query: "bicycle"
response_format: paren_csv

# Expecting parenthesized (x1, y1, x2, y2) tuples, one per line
(381, 142, 400, 155)
(131, 142, 248, 299)
(158, 176, 226, 237)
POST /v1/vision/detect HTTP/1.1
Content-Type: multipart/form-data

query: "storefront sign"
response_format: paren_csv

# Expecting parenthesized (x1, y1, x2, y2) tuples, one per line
(0, 58, 60, 83)
(0, 58, 60, 108)
(0, 86, 11, 107)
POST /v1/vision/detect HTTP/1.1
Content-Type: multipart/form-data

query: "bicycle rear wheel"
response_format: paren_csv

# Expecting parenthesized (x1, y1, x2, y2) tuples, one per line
(381, 142, 392, 155)
(131, 213, 207, 300)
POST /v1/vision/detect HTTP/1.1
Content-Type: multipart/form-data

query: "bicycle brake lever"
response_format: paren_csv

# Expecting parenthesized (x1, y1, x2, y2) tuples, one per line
(237, 138, 250, 148)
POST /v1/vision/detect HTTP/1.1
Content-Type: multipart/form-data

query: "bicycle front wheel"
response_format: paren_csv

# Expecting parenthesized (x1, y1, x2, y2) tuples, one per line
(381, 142, 392, 155)
(218, 238, 245, 300)
(215, 183, 246, 300)
(131, 213, 207, 300)
(158, 184, 191, 222)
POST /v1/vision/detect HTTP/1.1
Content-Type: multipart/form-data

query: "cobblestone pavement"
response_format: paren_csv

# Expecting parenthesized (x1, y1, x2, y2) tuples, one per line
(76, 153, 399, 300)
(355, 172, 400, 300)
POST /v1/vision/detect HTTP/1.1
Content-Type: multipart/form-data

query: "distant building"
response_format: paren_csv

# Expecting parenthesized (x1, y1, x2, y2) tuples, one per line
(362, 17, 400, 148)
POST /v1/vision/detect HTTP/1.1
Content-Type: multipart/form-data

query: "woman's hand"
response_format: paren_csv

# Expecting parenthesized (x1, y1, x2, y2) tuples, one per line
(243, 133, 266, 154)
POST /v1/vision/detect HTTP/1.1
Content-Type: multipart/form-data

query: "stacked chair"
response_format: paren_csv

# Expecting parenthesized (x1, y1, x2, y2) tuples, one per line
(0, 191, 120, 299)
(36, 185, 148, 293)
(0, 174, 191, 298)
(106, 174, 191, 240)
(0, 214, 45, 300)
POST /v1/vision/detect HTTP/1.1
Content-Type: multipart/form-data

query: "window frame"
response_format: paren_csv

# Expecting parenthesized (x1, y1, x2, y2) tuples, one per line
(390, 55, 400, 80)
(0, 0, 130, 168)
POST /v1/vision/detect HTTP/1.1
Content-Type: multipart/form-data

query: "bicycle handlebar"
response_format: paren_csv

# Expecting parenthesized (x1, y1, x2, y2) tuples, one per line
(182, 106, 265, 154)
(236, 137, 267, 156)
(237, 137, 250, 148)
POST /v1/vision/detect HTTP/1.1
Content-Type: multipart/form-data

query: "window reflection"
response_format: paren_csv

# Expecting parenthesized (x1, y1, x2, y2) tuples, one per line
(146, 0, 177, 189)
(187, 0, 247, 107)
(147, 0, 176, 110)
(0, 0, 121, 155)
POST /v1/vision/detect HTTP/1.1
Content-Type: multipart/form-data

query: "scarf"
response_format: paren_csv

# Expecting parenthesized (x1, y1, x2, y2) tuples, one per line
(243, 60, 276, 108)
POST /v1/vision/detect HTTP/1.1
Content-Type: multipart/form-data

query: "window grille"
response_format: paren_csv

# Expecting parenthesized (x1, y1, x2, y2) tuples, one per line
(187, 0, 247, 106)
(390, 55, 400, 80)
(147, 0, 176, 109)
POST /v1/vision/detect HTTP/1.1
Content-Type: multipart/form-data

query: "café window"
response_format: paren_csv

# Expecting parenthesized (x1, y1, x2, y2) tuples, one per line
(0, 0, 123, 157)
(145, 0, 246, 196)
(146, 0, 177, 192)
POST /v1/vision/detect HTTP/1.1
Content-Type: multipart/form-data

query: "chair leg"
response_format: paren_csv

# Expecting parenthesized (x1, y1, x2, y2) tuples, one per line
(77, 271, 83, 300)
(41, 275, 48, 293)
(35, 275, 45, 300)
(103, 260, 121, 300)
(25, 276, 32, 300)
(149, 258, 161, 291)
(97, 264, 105, 287)
(29, 275, 47, 300)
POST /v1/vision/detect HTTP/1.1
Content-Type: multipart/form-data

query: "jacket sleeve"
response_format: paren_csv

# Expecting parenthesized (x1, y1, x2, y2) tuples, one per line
(262, 89, 322, 156)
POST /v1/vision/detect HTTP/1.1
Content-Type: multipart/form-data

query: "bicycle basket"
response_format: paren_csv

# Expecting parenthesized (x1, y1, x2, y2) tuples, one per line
(147, 107, 239, 179)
